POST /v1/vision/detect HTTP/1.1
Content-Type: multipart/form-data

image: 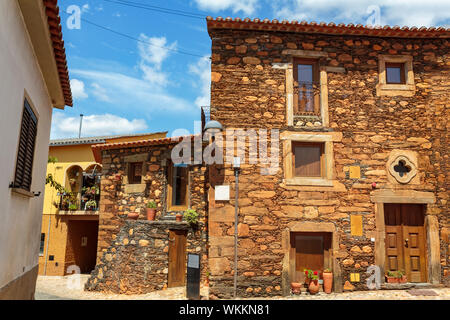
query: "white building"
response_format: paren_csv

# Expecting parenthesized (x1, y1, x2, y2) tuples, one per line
(0, 0, 72, 299)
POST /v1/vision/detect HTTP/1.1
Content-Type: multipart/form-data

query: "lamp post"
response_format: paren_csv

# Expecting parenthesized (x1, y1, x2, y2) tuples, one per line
(232, 156, 240, 299)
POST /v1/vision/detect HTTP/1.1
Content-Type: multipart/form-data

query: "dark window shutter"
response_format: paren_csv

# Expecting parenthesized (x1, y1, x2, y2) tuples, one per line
(13, 99, 37, 191)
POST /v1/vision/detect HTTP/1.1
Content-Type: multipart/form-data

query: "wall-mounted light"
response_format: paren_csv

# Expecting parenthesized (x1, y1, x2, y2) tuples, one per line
(203, 120, 223, 142)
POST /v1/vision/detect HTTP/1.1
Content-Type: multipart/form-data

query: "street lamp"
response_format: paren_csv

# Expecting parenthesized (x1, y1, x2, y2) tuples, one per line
(232, 156, 240, 299)
(203, 120, 223, 142)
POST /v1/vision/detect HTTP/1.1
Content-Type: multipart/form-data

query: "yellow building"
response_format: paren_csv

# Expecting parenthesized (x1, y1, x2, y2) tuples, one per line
(38, 132, 167, 276)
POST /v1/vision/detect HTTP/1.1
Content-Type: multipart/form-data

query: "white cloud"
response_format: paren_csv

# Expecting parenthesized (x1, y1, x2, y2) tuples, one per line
(189, 56, 211, 108)
(272, 0, 450, 27)
(91, 83, 111, 102)
(138, 35, 176, 68)
(70, 79, 88, 99)
(50, 113, 149, 139)
(137, 34, 177, 86)
(194, 0, 259, 15)
(70, 69, 193, 112)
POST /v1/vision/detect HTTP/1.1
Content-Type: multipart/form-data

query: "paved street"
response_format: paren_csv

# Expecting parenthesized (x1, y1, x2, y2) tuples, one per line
(35, 275, 450, 300)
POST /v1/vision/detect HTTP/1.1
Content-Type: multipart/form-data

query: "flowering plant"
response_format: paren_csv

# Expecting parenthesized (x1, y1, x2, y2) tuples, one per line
(304, 269, 319, 281)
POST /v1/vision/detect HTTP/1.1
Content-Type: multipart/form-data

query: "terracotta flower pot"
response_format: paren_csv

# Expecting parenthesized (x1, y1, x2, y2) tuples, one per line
(127, 212, 139, 220)
(146, 208, 156, 221)
(308, 279, 320, 295)
(291, 282, 302, 295)
(323, 272, 333, 294)
(398, 275, 407, 283)
(176, 213, 183, 222)
(386, 276, 398, 283)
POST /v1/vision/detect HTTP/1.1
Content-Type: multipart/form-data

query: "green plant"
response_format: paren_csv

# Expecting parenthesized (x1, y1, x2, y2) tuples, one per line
(68, 203, 78, 211)
(396, 270, 405, 278)
(387, 271, 396, 277)
(184, 209, 199, 225)
(85, 200, 97, 210)
(304, 269, 319, 281)
(146, 201, 156, 209)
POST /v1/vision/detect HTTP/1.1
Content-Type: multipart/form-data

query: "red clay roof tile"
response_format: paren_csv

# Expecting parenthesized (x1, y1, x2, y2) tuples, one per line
(43, 0, 72, 107)
(206, 16, 450, 39)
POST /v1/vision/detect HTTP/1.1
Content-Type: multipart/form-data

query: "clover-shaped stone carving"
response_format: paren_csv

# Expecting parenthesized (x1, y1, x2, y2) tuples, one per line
(388, 155, 417, 184)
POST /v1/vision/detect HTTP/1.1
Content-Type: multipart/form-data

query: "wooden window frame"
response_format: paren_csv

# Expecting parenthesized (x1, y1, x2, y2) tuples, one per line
(12, 99, 38, 192)
(167, 164, 189, 212)
(292, 142, 325, 178)
(293, 58, 321, 116)
(128, 162, 143, 185)
(385, 62, 406, 84)
(377, 55, 415, 97)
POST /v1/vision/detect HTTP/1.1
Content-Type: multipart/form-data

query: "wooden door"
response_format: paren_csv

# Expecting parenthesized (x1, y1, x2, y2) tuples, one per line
(291, 232, 331, 282)
(384, 204, 427, 282)
(168, 230, 187, 287)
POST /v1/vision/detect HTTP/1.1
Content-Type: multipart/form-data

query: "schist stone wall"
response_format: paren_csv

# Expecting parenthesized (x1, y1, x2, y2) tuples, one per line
(207, 28, 449, 298)
(88, 143, 208, 293)
(85, 220, 203, 294)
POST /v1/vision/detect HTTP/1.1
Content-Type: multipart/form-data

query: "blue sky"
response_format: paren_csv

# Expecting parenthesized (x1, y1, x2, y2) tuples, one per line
(52, 0, 450, 139)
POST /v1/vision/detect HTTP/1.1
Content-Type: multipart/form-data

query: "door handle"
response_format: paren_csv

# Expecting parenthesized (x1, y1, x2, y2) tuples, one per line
(404, 238, 409, 248)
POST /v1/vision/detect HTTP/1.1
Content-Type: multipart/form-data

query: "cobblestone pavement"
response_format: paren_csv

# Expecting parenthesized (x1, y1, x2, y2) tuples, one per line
(35, 275, 450, 300)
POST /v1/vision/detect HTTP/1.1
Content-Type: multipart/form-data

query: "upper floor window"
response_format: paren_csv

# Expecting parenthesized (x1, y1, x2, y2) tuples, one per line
(12, 99, 37, 191)
(168, 164, 188, 211)
(128, 162, 142, 184)
(377, 55, 415, 97)
(293, 58, 320, 116)
(293, 142, 324, 177)
(385, 62, 405, 84)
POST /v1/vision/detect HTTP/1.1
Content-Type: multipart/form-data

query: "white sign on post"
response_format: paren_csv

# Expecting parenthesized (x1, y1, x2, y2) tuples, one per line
(215, 185, 230, 201)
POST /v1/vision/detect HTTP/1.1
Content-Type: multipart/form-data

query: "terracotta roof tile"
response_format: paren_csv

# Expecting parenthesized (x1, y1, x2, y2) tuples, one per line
(206, 16, 450, 39)
(91, 135, 197, 163)
(43, 0, 72, 106)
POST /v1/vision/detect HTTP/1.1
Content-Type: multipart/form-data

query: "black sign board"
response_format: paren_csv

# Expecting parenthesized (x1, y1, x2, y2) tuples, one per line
(186, 253, 200, 300)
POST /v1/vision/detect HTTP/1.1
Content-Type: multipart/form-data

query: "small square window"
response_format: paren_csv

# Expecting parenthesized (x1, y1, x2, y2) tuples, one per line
(385, 62, 405, 84)
(292, 142, 324, 177)
(128, 162, 142, 184)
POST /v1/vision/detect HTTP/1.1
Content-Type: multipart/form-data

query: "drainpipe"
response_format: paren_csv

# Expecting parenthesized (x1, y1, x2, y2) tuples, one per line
(233, 157, 240, 299)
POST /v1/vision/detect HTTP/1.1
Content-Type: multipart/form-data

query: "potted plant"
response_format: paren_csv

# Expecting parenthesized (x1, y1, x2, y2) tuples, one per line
(175, 213, 183, 222)
(146, 201, 156, 221)
(127, 211, 139, 220)
(68, 203, 77, 211)
(323, 268, 333, 294)
(304, 269, 320, 294)
(303, 269, 312, 286)
(184, 209, 199, 226)
(397, 270, 407, 283)
(386, 271, 399, 283)
(291, 282, 302, 295)
(85, 200, 97, 211)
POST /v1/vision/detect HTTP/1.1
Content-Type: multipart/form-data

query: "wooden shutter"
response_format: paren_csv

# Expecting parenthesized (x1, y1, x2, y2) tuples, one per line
(293, 142, 323, 177)
(13, 99, 37, 191)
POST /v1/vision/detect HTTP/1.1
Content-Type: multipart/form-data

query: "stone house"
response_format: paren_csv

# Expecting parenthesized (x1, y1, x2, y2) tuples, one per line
(83, 17, 448, 298)
(0, 0, 72, 299)
(205, 17, 449, 298)
(39, 132, 166, 277)
(85, 135, 208, 294)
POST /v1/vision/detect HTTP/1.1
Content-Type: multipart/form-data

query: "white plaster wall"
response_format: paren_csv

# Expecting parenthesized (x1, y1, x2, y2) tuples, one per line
(0, 0, 53, 289)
